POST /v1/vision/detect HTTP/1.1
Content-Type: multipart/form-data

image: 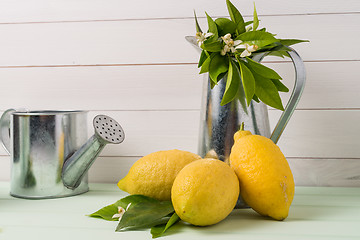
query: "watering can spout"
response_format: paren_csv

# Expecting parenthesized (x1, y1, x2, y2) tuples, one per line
(62, 115, 125, 190)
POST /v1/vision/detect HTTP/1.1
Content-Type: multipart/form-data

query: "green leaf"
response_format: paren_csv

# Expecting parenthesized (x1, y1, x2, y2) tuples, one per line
(226, 0, 246, 34)
(253, 2, 259, 31)
(151, 213, 180, 238)
(199, 55, 211, 74)
(205, 12, 219, 41)
(279, 39, 309, 46)
(236, 31, 277, 48)
(88, 200, 123, 221)
(271, 79, 289, 92)
(88, 195, 157, 221)
(194, 10, 202, 33)
(215, 18, 237, 36)
(245, 57, 282, 79)
(221, 59, 241, 106)
(267, 50, 290, 58)
(254, 72, 284, 110)
(236, 77, 248, 114)
(238, 60, 255, 106)
(209, 53, 228, 83)
(210, 72, 227, 88)
(198, 50, 208, 68)
(252, 94, 260, 103)
(202, 40, 223, 52)
(116, 200, 174, 231)
(244, 20, 253, 26)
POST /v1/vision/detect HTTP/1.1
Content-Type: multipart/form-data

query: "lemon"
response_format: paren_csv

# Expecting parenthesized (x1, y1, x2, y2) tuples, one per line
(230, 129, 295, 220)
(171, 158, 239, 226)
(117, 149, 201, 201)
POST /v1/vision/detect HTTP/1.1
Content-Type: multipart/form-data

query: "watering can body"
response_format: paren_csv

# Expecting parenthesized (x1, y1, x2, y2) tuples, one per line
(0, 110, 89, 198)
(0, 110, 124, 199)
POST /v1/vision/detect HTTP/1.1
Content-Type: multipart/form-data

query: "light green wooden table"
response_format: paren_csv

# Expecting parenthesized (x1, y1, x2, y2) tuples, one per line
(0, 182, 359, 239)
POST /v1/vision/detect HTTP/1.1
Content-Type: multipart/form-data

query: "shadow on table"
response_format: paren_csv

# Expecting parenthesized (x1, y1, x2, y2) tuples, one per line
(162, 208, 273, 237)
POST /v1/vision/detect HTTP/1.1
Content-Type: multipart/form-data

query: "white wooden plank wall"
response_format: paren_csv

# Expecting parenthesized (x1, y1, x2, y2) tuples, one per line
(0, 0, 359, 187)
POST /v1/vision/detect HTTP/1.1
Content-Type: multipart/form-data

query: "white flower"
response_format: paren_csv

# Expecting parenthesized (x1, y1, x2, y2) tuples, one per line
(112, 206, 125, 220)
(220, 33, 242, 56)
(126, 203, 132, 211)
(111, 203, 132, 221)
(195, 32, 214, 47)
(235, 43, 259, 57)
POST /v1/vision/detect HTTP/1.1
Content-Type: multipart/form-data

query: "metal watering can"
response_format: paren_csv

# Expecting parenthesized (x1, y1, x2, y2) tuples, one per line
(0, 109, 125, 199)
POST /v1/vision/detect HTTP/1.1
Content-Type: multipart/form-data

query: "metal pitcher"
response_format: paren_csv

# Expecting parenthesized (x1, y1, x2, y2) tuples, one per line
(185, 36, 306, 162)
(198, 49, 306, 162)
(0, 110, 125, 199)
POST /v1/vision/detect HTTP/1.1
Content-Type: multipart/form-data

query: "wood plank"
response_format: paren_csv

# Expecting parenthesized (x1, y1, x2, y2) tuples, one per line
(2, 154, 360, 187)
(0, 110, 359, 158)
(0, 156, 10, 181)
(0, 14, 358, 67)
(0, 0, 358, 23)
(270, 110, 360, 158)
(0, 61, 358, 111)
(0, 64, 204, 111)
(88, 156, 360, 187)
(288, 158, 360, 187)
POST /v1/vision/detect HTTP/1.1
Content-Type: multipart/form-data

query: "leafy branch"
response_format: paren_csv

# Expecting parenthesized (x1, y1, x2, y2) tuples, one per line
(194, 0, 308, 110)
(88, 194, 180, 238)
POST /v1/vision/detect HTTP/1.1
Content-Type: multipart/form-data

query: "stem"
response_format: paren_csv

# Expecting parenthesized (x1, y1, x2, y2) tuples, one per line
(240, 122, 245, 131)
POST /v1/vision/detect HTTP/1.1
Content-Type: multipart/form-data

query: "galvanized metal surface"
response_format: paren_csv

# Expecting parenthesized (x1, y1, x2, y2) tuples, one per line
(0, 110, 124, 199)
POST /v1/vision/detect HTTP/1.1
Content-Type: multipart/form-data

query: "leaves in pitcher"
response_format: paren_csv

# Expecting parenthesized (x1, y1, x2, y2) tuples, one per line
(245, 57, 282, 80)
(209, 53, 229, 83)
(194, 10, 202, 33)
(215, 18, 237, 36)
(221, 59, 241, 106)
(205, 12, 219, 41)
(198, 50, 208, 68)
(192, 0, 308, 110)
(253, 3, 259, 31)
(199, 55, 211, 74)
(236, 31, 277, 48)
(252, 94, 260, 103)
(271, 79, 289, 92)
(202, 40, 223, 52)
(254, 72, 284, 110)
(238, 60, 255, 106)
(279, 39, 309, 46)
(226, 0, 246, 34)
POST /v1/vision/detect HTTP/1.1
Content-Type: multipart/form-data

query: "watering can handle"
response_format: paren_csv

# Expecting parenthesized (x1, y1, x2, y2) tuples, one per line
(269, 47, 306, 144)
(0, 109, 16, 154)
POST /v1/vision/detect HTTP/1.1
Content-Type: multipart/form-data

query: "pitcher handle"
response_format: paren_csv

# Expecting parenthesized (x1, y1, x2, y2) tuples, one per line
(270, 47, 306, 144)
(0, 109, 16, 154)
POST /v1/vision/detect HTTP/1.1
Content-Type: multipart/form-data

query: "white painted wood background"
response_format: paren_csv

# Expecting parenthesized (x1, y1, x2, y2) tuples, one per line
(0, 0, 359, 186)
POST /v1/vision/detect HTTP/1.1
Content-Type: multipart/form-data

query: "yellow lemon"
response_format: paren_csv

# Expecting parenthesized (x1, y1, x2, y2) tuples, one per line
(230, 129, 295, 220)
(117, 149, 201, 201)
(171, 158, 239, 226)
